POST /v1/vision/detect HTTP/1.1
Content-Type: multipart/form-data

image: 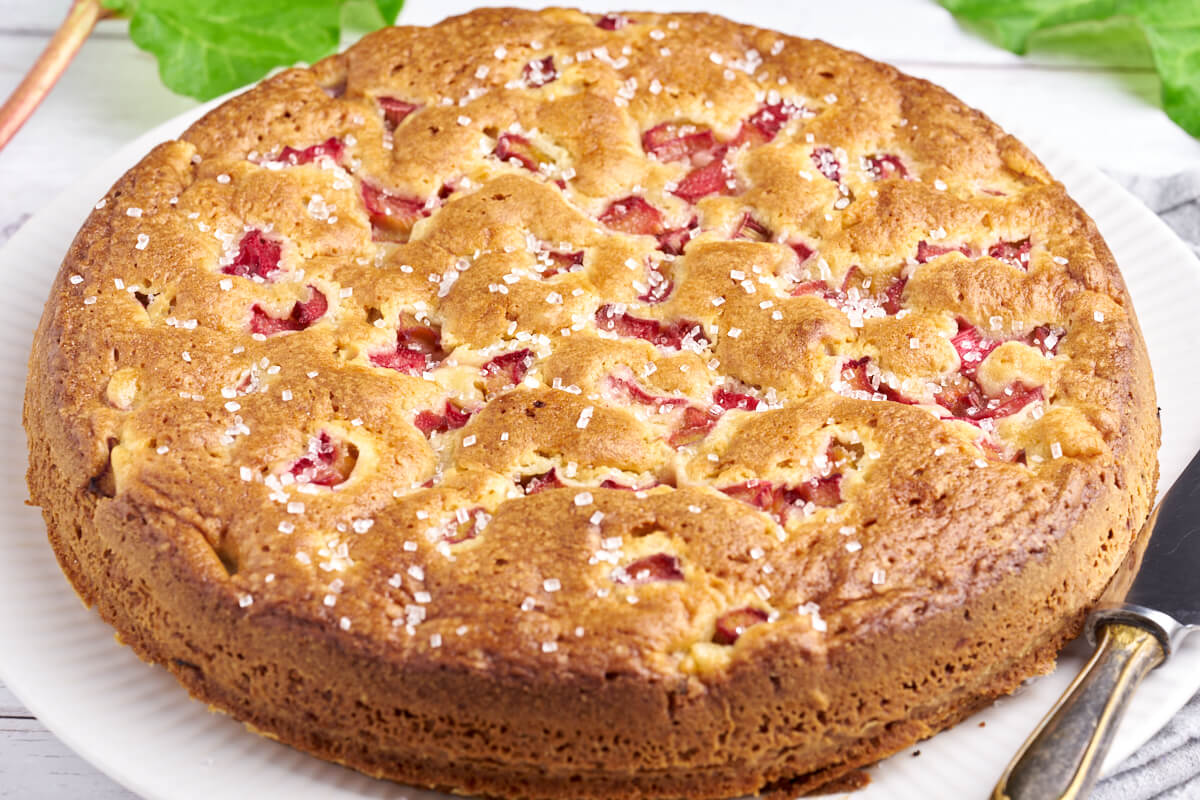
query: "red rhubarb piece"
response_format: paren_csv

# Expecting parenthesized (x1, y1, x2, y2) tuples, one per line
(723, 475, 843, 517)
(494, 133, 550, 173)
(981, 384, 1043, 419)
(414, 401, 472, 437)
(596, 13, 631, 30)
(443, 402, 472, 429)
(734, 102, 807, 147)
(378, 97, 420, 130)
(537, 249, 584, 276)
(789, 240, 815, 264)
(481, 349, 533, 391)
(224, 230, 282, 280)
(598, 477, 663, 491)
(657, 219, 697, 256)
(916, 240, 972, 263)
(713, 607, 768, 645)
(521, 469, 563, 495)
(791, 280, 828, 296)
(595, 305, 709, 350)
(713, 387, 759, 411)
(881, 276, 908, 315)
(936, 375, 1041, 422)
(371, 321, 446, 374)
(810, 147, 842, 183)
(250, 286, 327, 336)
(950, 319, 1000, 376)
(988, 238, 1032, 270)
(668, 406, 719, 447)
(361, 182, 430, 242)
(788, 474, 842, 508)
(637, 263, 674, 304)
(522, 56, 557, 87)
(288, 431, 355, 487)
(617, 553, 684, 584)
(839, 358, 912, 404)
(607, 375, 688, 409)
(444, 507, 487, 544)
(864, 153, 907, 181)
(733, 213, 772, 242)
(934, 374, 988, 419)
(1027, 325, 1061, 356)
(671, 149, 732, 203)
(599, 196, 665, 236)
(277, 137, 344, 166)
(721, 479, 777, 512)
(642, 122, 720, 164)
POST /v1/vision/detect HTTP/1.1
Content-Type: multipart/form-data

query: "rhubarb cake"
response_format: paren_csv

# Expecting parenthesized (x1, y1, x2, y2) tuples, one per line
(24, 7, 1158, 798)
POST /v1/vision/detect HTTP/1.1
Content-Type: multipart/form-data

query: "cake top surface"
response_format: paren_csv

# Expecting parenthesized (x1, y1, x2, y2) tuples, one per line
(42, 7, 1144, 680)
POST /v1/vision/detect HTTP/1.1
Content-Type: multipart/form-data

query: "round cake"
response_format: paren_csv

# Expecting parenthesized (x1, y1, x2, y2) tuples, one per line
(24, 7, 1159, 798)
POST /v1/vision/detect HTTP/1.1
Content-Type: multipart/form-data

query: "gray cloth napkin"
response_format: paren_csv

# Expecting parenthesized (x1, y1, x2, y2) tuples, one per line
(1092, 168, 1200, 799)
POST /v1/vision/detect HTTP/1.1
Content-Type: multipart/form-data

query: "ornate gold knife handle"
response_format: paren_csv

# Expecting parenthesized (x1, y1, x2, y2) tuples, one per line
(992, 623, 1164, 800)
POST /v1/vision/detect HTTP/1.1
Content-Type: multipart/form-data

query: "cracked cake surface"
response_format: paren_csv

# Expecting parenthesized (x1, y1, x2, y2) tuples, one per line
(24, 7, 1158, 799)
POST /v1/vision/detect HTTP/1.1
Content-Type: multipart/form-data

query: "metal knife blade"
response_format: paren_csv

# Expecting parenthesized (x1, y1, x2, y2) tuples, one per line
(1091, 447, 1200, 652)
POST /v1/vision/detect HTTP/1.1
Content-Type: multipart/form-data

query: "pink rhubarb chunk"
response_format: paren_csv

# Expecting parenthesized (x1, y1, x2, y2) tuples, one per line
(482, 349, 533, 391)
(361, 182, 430, 242)
(916, 240, 972, 263)
(371, 322, 447, 374)
(378, 97, 420, 130)
(713, 607, 768, 645)
(596, 13, 631, 29)
(595, 305, 708, 351)
(721, 475, 843, 524)
(657, 220, 696, 256)
(599, 196, 665, 236)
(414, 401, 472, 437)
(617, 553, 684, 585)
(713, 387, 759, 411)
(522, 56, 557, 87)
(637, 263, 674, 304)
(250, 286, 327, 336)
(608, 375, 688, 410)
(667, 406, 719, 447)
(521, 469, 564, 495)
(288, 431, 354, 487)
(839, 357, 914, 404)
(988, 238, 1032, 270)
(224, 230, 282, 280)
(734, 102, 807, 146)
(864, 153, 907, 181)
(494, 133, 548, 173)
(671, 149, 732, 203)
(733, 213, 772, 242)
(277, 137, 344, 166)
(442, 507, 487, 543)
(642, 122, 721, 164)
(810, 146, 842, 183)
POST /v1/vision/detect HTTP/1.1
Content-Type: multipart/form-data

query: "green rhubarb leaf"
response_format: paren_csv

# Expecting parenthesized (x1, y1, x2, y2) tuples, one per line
(98, 0, 407, 102)
(374, 0, 405, 25)
(937, 0, 1200, 138)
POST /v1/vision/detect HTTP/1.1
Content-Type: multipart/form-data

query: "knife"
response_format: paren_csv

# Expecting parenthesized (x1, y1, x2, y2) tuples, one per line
(992, 448, 1200, 799)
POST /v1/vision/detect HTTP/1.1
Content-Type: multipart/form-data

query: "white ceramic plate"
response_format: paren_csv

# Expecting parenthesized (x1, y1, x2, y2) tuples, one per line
(1, 98, 1199, 800)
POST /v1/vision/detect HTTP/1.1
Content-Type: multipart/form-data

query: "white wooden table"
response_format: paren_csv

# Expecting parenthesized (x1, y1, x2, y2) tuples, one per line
(2, 1, 1199, 797)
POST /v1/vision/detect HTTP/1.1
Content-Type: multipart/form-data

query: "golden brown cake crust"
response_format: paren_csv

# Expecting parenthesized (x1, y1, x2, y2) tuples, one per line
(25, 8, 1158, 798)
